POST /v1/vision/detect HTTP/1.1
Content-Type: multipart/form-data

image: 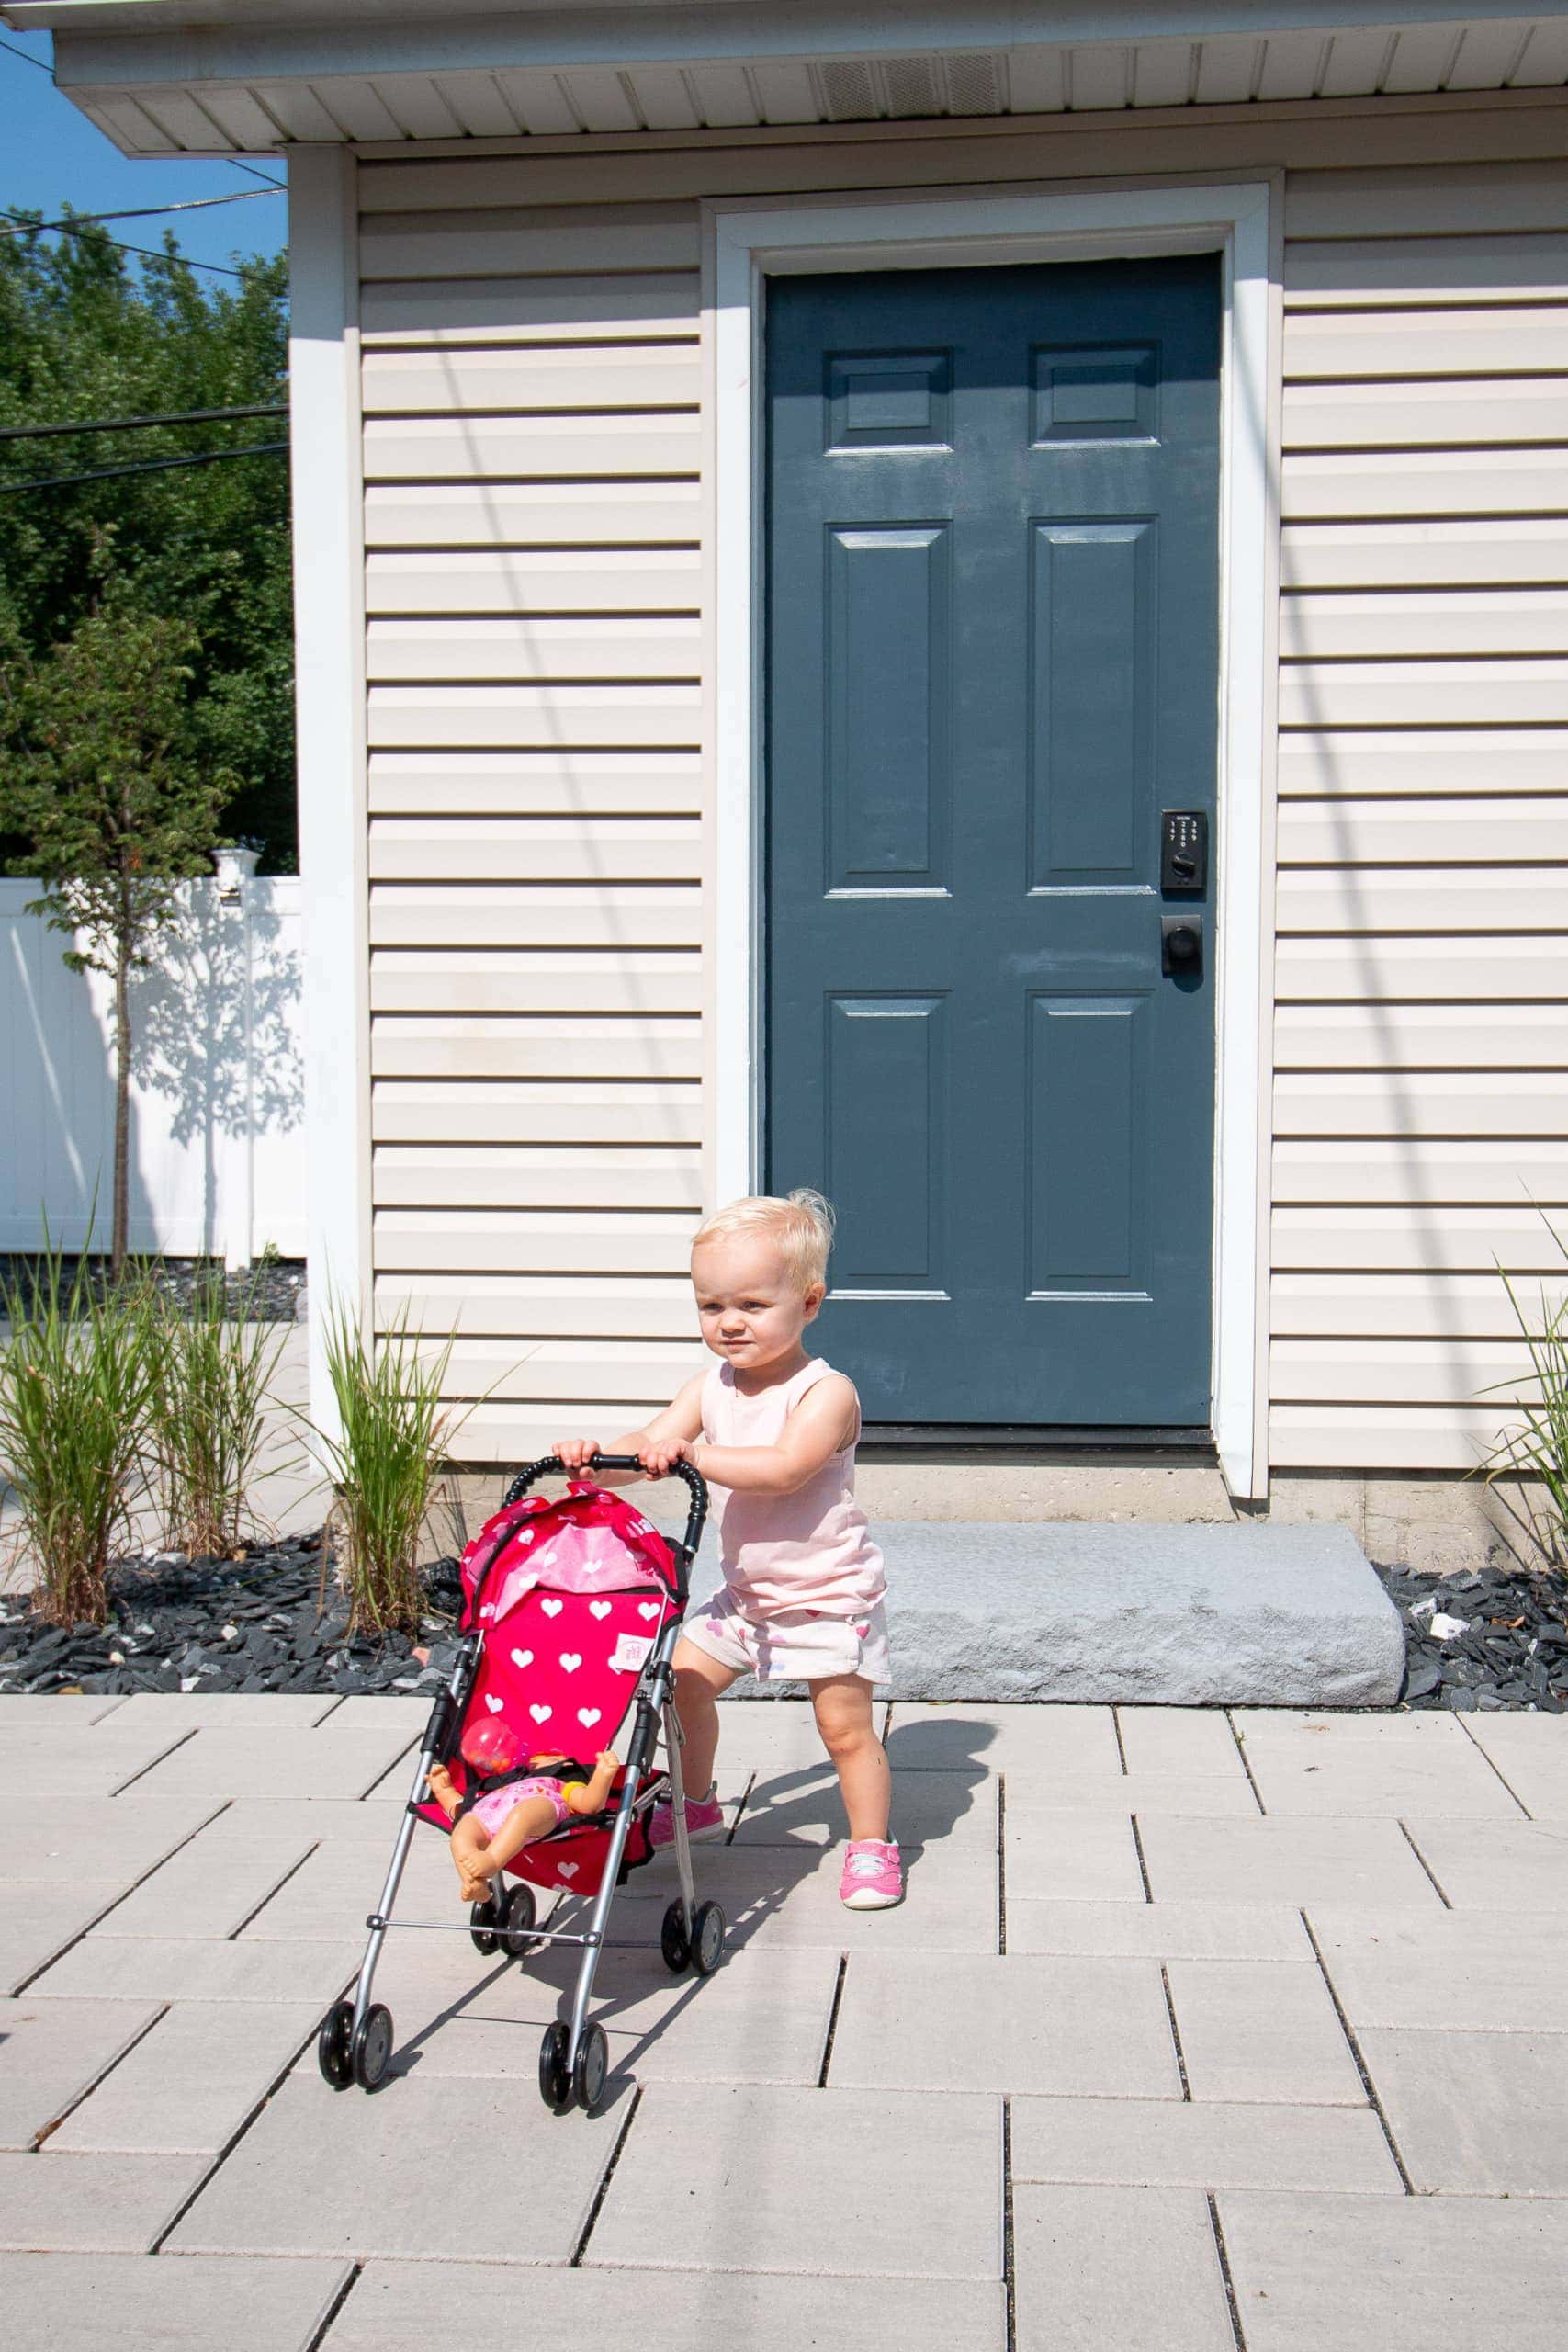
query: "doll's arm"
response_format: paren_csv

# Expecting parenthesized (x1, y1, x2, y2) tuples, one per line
(426, 1763, 461, 1821)
(564, 1750, 622, 1815)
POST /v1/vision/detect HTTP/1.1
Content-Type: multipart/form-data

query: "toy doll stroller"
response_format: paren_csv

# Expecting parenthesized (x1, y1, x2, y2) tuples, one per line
(314, 1455, 719, 2114)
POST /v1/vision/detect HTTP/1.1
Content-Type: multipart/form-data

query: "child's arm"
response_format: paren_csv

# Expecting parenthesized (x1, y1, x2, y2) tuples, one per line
(564, 1750, 622, 1815)
(681, 1374, 859, 1498)
(555, 1375, 705, 1487)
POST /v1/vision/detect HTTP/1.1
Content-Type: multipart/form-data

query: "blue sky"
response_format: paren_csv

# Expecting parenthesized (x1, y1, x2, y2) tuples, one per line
(1, 29, 288, 282)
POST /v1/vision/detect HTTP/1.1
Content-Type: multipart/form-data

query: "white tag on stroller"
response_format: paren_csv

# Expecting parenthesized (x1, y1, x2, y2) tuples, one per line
(610, 1631, 657, 1673)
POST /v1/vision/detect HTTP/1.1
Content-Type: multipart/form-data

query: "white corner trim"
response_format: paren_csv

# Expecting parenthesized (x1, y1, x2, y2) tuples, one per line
(707, 175, 1278, 1498)
(288, 147, 370, 1448)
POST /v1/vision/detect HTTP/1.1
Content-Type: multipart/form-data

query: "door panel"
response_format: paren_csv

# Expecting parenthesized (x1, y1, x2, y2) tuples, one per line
(765, 257, 1221, 1426)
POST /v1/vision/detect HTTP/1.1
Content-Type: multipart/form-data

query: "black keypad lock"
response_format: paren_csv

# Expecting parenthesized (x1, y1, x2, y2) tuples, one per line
(1161, 809, 1208, 894)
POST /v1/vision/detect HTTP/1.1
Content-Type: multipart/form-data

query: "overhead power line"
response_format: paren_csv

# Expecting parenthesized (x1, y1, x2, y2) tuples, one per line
(12, 219, 251, 277)
(0, 34, 51, 74)
(0, 401, 288, 443)
(0, 187, 281, 239)
(228, 160, 287, 193)
(0, 439, 288, 494)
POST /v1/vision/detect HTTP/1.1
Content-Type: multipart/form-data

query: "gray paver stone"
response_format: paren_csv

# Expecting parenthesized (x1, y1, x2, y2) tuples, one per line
(131, 1726, 416, 1803)
(1003, 1810, 1147, 1903)
(659, 1838, 999, 1952)
(108, 1693, 342, 1730)
(1012, 2184, 1235, 2351)
(1010, 2096, 1402, 2193)
(94, 1837, 316, 1939)
(0, 1801, 220, 1884)
(1005, 1900, 1309, 1962)
(731, 1767, 996, 1850)
(884, 1703, 1121, 1776)
(1307, 1906, 1568, 2032)
(1137, 1815, 1443, 1909)
(29, 1935, 360, 2006)
(2, 2253, 351, 2352)
(1007, 1772, 1260, 1817)
(0, 1998, 163, 2152)
(1396, 1816, 1568, 1911)
(1166, 1959, 1366, 2105)
(1458, 1713, 1568, 1817)
(0, 2150, 209, 2252)
(1231, 1713, 1525, 1818)
(0, 1883, 133, 1996)
(51, 2000, 324, 2154)
(1115, 1709, 1247, 1778)
(1356, 2026, 1568, 2194)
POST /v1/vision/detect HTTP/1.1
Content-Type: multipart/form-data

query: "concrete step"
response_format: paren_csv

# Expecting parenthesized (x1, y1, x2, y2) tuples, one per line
(704, 1521, 1405, 1709)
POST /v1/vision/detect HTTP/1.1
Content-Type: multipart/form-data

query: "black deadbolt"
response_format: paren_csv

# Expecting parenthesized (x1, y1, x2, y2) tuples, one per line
(1161, 915, 1203, 979)
(1160, 809, 1209, 894)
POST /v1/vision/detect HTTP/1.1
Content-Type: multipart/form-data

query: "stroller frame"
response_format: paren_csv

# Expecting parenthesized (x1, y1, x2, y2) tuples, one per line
(316, 1454, 716, 2112)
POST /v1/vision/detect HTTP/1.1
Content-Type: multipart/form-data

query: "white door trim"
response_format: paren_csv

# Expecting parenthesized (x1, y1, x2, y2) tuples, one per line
(706, 175, 1279, 1498)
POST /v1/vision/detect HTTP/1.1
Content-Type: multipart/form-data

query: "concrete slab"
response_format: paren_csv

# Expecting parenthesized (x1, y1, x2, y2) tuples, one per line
(3, 2252, 352, 2352)
(329, 2260, 1007, 2351)
(704, 1699, 843, 1773)
(1217, 2188, 1568, 2352)
(51, 2000, 323, 2154)
(1115, 1709, 1247, 1779)
(1307, 1906, 1568, 2033)
(109, 1693, 342, 1731)
(667, 1840, 999, 1953)
(730, 1768, 996, 1851)
(29, 1937, 359, 2007)
(168, 2071, 624, 2263)
(1231, 1712, 1526, 1818)
(826, 1952, 1180, 2098)
(1005, 1773, 1261, 1817)
(1137, 1815, 1445, 1910)
(1165, 1960, 1366, 2106)
(238, 1833, 455, 1941)
(0, 1801, 221, 1883)
(1003, 1810, 1147, 1904)
(587, 2082, 1002, 2279)
(198, 1799, 404, 1846)
(0, 2150, 208, 2252)
(1455, 1713, 1568, 1818)
(1012, 2185, 1235, 2352)
(869, 1521, 1403, 1705)
(1010, 2096, 1401, 2193)
(130, 1726, 416, 1803)
(0, 1998, 163, 2152)
(884, 1704, 1121, 1777)
(1357, 2026, 1568, 2194)
(0, 1883, 134, 1995)
(1397, 1816, 1568, 1910)
(320, 1697, 431, 1734)
(95, 1838, 316, 1939)
(1005, 1900, 1311, 1962)
(0, 1697, 125, 1723)
(0, 1722, 189, 1779)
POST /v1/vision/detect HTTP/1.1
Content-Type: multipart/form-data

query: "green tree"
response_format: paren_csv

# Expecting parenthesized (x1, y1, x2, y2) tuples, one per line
(0, 559, 233, 1272)
(0, 212, 294, 866)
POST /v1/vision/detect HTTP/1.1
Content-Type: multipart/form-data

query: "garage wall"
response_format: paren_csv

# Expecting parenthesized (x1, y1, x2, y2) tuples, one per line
(352, 92, 1568, 1471)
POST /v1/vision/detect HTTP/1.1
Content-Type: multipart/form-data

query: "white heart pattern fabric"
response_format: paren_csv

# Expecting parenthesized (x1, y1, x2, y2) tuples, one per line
(589, 1600, 613, 1621)
(484, 1693, 503, 1713)
(510, 1649, 533, 1670)
(529, 1703, 552, 1724)
(577, 1708, 602, 1729)
(540, 1597, 563, 1618)
(638, 1602, 661, 1621)
(557, 1861, 578, 1881)
(559, 1652, 582, 1674)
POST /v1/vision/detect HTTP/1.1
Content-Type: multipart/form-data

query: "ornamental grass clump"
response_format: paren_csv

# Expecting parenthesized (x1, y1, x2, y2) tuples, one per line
(0, 1246, 160, 1624)
(306, 1299, 460, 1637)
(149, 1266, 291, 1558)
(1485, 1214, 1568, 1569)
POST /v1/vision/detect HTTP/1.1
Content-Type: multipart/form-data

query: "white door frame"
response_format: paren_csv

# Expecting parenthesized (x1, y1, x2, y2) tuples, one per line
(705, 175, 1280, 1498)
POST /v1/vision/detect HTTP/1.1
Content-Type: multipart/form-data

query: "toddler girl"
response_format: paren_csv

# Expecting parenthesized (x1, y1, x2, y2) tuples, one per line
(557, 1189, 900, 1911)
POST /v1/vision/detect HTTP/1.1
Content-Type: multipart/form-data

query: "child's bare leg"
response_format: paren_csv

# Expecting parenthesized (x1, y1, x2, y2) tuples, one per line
(468, 1795, 561, 1881)
(811, 1675, 891, 1843)
(671, 1636, 739, 1799)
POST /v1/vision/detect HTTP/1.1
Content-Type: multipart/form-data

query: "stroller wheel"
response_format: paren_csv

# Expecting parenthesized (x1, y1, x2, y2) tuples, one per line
(692, 1900, 727, 1977)
(572, 2022, 610, 2115)
(351, 2003, 394, 2092)
(502, 1883, 537, 1959)
(660, 1899, 691, 1973)
(316, 1999, 355, 2090)
(538, 2020, 572, 2114)
(469, 1891, 502, 1955)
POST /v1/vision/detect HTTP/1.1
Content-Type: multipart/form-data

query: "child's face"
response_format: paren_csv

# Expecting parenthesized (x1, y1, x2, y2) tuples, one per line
(691, 1234, 822, 1374)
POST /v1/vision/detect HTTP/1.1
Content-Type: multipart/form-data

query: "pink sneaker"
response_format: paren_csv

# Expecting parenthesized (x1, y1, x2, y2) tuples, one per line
(840, 1839, 904, 1910)
(650, 1788, 726, 1849)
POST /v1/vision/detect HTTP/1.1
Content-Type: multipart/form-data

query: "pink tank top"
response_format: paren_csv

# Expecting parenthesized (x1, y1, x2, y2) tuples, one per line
(701, 1356, 886, 1619)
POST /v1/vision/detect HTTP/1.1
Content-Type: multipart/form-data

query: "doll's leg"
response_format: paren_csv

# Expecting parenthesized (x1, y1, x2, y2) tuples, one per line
(811, 1674, 891, 1842)
(450, 1816, 492, 1902)
(468, 1794, 561, 1881)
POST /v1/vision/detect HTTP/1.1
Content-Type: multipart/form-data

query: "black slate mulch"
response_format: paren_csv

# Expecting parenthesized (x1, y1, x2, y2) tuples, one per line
(1374, 1560, 1568, 1713)
(0, 1253, 305, 1324)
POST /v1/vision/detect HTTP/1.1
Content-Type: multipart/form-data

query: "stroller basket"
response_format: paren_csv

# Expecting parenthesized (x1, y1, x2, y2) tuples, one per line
(314, 1455, 720, 2114)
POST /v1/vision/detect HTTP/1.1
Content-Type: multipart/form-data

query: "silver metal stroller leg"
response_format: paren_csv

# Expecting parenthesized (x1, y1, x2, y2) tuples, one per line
(350, 1735, 441, 2036)
(663, 1697, 697, 1937)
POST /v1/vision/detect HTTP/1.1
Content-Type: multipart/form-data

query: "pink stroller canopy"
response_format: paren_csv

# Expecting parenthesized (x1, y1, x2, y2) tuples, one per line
(459, 1481, 680, 1633)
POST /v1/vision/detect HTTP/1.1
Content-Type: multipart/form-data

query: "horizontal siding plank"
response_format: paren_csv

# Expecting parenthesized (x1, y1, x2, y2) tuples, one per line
(1273, 1071, 1568, 1138)
(366, 617, 701, 684)
(1272, 1002, 1566, 1069)
(365, 553, 701, 616)
(367, 684, 702, 750)
(1272, 1138, 1568, 1203)
(368, 948, 701, 1014)
(361, 345, 701, 414)
(369, 884, 701, 948)
(437, 1340, 705, 1402)
(1272, 1204, 1567, 1270)
(358, 202, 702, 280)
(1271, 1272, 1566, 1340)
(1281, 520, 1568, 591)
(364, 481, 702, 548)
(1280, 589, 1568, 659)
(1284, 164, 1568, 241)
(371, 1016, 700, 1080)
(1277, 660, 1568, 728)
(1269, 1405, 1525, 1470)
(1274, 934, 1568, 1001)
(1283, 308, 1568, 379)
(368, 752, 701, 815)
(441, 1402, 676, 1464)
(374, 1146, 703, 1211)
(360, 272, 701, 344)
(373, 1207, 696, 1272)
(362, 413, 700, 482)
(369, 817, 698, 882)
(1278, 729, 1568, 797)
(374, 1272, 696, 1338)
(1282, 449, 1568, 518)
(1283, 380, 1568, 452)
(371, 1080, 702, 1145)
(1278, 797, 1568, 864)
(1276, 867, 1567, 933)
(1269, 1339, 1537, 1405)
(1284, 231, 1568, 307)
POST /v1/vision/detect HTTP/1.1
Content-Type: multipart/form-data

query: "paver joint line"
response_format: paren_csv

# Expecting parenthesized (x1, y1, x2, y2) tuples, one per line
(571, 2086, 644, 2270)
(1001, 2098, 1017, 2352)
(1397, 1819, 1454, 1910)
(997, 1776, 1007, 1956)
(817, 1956, 848, 2088)
(9, 1800, 231, 1998)
(1111, 1708, 1129, 1774)
(28, 2000, 172, 2154)
(224, 1842, 322, 1943)
(303, 2258, 364, 2352)
(1130, 1814, 1155, 1903)
(1453, 1715, 1535, 1819)
(1160, 1964, 1193, 2101)
(1206, 2189, 1248, 2352)
(1298, 1910, 1416, 2198)
(1224, 1713, 1267, 1816)
(107, 1727, 200, 1799)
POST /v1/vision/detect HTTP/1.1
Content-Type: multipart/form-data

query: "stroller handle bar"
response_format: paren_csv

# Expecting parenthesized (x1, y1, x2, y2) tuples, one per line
(502, 1453, 708, 1593)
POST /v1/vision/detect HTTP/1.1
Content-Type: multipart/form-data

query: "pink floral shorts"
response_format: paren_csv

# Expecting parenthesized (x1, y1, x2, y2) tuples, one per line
(682, 1590, 891, 1687)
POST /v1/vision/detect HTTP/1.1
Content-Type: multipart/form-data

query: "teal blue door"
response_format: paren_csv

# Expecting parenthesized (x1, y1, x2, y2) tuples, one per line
(764, 256, 1221, 1426)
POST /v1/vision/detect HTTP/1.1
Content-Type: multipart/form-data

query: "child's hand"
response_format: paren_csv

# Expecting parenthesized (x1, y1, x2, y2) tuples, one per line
(554, 1436, 601, 1474)
(637, 1435, 694, 1478)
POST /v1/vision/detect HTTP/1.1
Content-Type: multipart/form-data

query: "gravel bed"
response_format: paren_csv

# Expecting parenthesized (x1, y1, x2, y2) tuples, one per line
(1375, 1561, 1568, 1712)
(0, 1253, 305, 1323)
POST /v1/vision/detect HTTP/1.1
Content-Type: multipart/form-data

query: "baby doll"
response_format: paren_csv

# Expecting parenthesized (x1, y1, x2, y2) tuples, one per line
(427, 1718, 621, 1905)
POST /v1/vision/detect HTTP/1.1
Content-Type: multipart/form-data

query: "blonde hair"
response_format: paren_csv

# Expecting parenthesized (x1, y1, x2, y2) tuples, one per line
(691, 1190, 836, 1292)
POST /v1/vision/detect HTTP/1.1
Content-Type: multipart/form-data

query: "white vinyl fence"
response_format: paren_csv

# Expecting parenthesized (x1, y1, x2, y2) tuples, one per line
(0, 874, 306, 1263)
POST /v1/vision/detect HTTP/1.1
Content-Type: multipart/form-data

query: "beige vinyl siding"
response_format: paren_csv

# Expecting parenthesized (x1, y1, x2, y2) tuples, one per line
(358, 107, 1568, 1475)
